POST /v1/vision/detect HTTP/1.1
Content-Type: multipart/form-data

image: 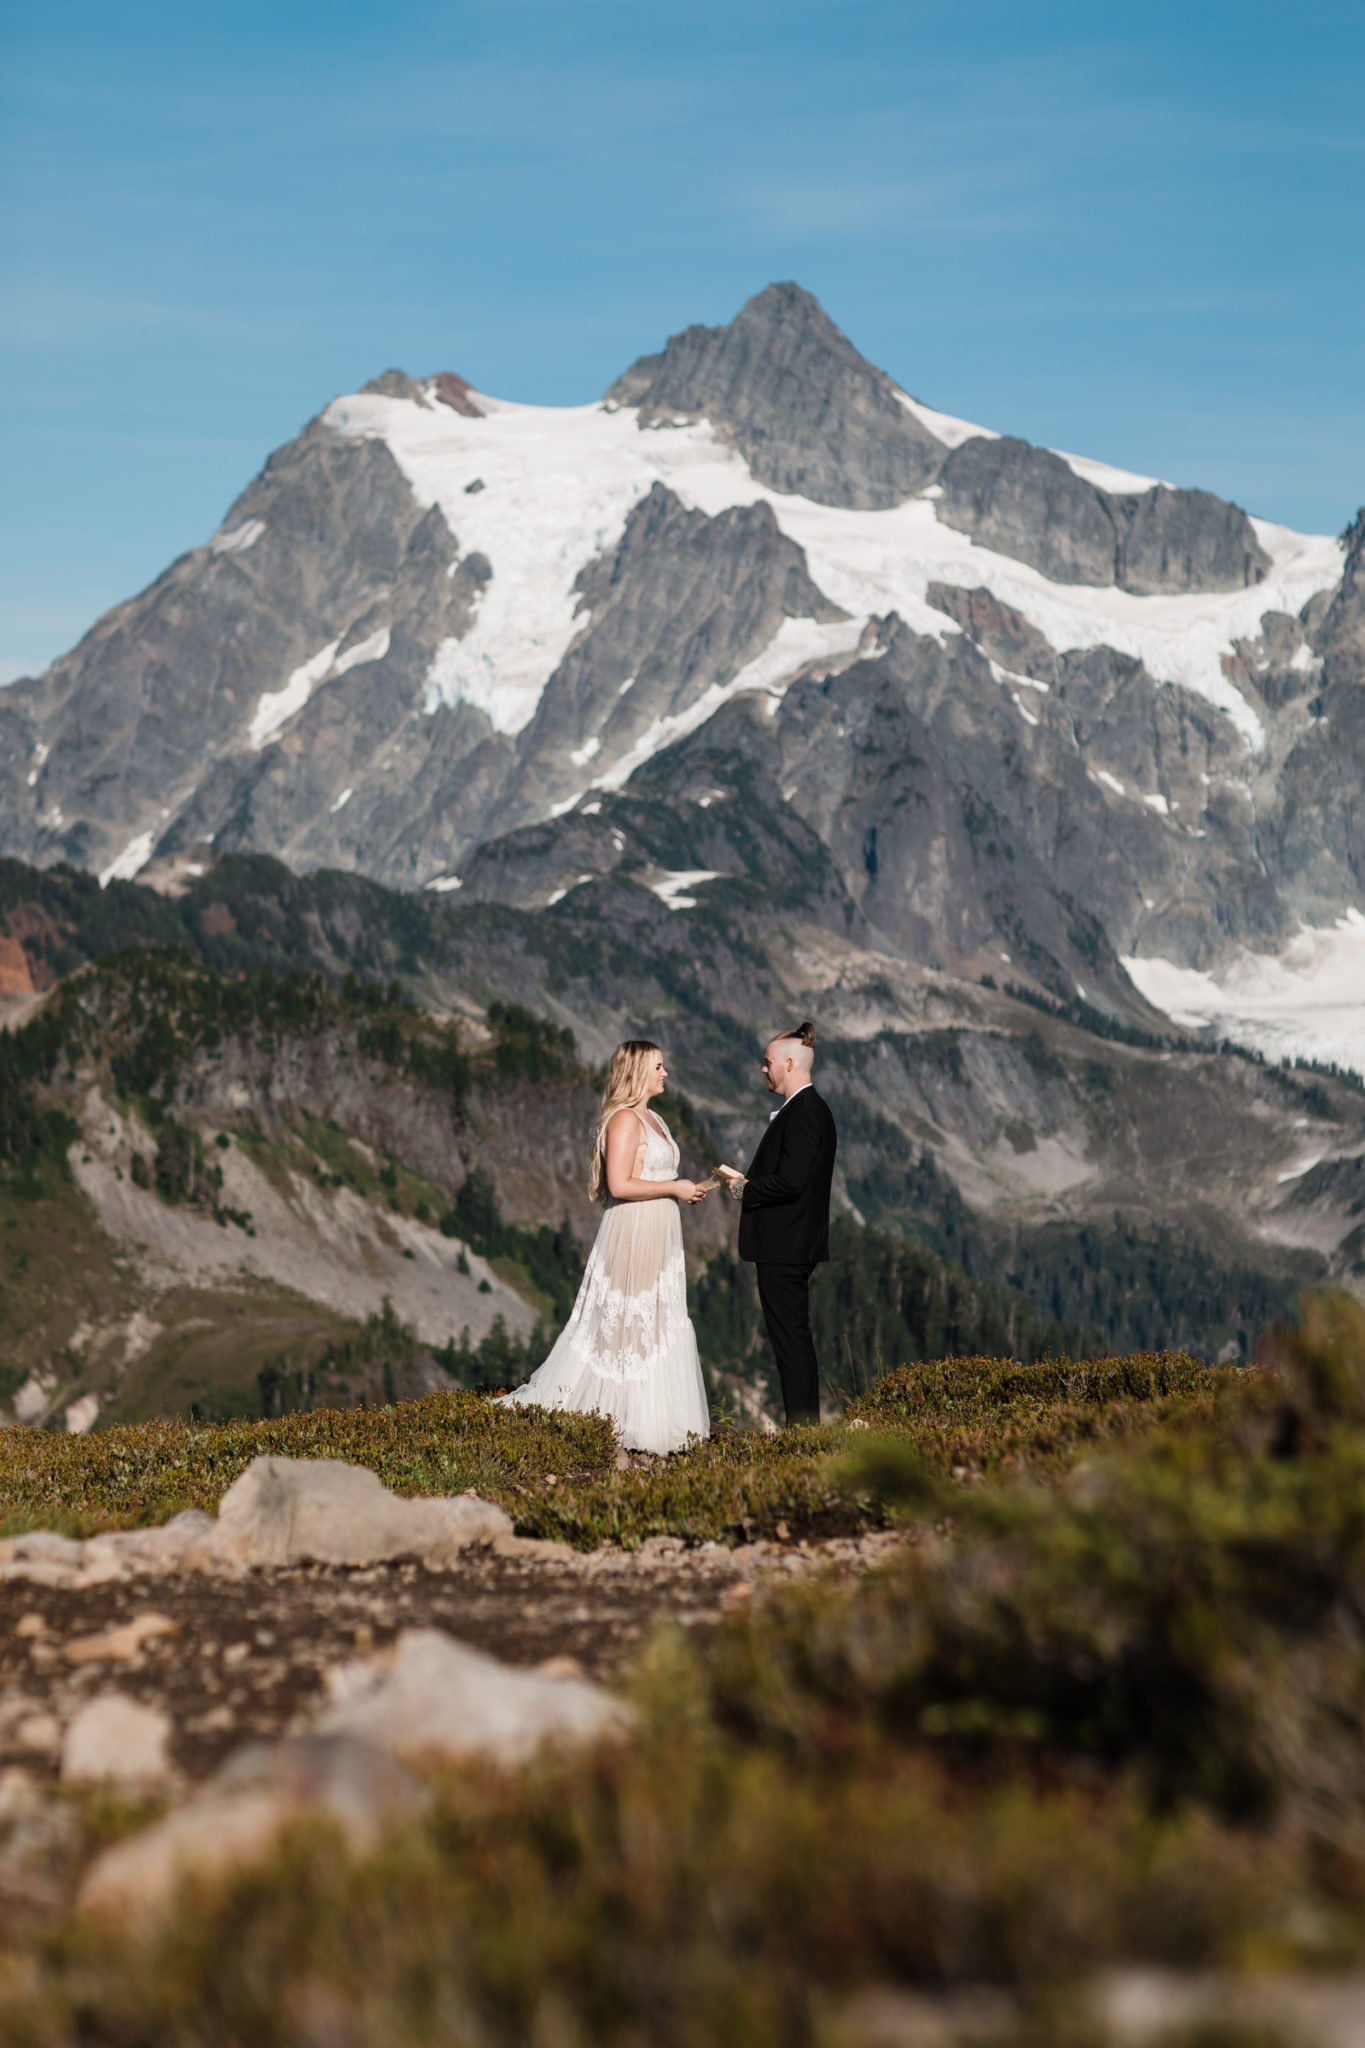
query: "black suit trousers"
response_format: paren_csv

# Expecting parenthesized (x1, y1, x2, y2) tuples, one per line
(756, 1262, 820, 1426)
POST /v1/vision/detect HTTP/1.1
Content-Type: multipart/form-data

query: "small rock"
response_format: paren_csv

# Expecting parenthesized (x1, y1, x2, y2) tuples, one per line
(0, 1532, 84, 1569)
(536, 1654, 585, 1680)
(64, 1611, 178, 1665)
(14, 1612, 47, 1638)
(214, 1457, 513, 1568)
(312, 1628, 632, 1766)
(490, 1533, 576, 1562)
(62, 1695, 173, 1788)
(15, 1713, 62, 1756)
(184, 1704, 236, 1736)
(78, 1735, 425, 1934)
(0, 1559, 80, 1589)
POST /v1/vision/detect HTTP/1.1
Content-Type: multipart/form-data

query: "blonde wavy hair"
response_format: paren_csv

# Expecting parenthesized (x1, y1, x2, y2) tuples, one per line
(589, 1039, 661, 1202)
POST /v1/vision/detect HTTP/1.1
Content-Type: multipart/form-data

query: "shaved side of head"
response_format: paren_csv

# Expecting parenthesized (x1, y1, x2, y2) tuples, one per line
(767, 1019, 816, 1075)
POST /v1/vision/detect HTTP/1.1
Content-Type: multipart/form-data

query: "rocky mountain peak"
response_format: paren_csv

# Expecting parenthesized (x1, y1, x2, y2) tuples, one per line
(358, 369, 484, 416)
(605, 281, 946, 509)
(430, 372, 484, 418)
(360, 370, 427, 402)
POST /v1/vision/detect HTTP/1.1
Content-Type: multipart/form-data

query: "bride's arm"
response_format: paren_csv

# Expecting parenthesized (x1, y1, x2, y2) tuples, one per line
(604, 1111, 705, 1204)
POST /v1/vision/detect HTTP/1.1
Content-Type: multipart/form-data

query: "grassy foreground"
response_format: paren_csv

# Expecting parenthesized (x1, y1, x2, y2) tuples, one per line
(9, 1313, 1365, 2044)
(1, 1349, 1224, 1548)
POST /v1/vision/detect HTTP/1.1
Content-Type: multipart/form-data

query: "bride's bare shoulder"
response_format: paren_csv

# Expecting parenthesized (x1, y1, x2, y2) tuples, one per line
(604, 1105, 646, 1140)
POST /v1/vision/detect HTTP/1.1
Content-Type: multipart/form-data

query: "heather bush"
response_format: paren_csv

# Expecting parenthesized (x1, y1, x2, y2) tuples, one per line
(9, 1309, 1365, 2045)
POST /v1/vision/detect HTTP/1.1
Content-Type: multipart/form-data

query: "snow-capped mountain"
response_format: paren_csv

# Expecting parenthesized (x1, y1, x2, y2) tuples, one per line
(1, 284, 1360, 1066)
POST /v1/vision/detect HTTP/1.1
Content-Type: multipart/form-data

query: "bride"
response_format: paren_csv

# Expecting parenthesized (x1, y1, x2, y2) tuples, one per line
(496, 1039, 712, 1456)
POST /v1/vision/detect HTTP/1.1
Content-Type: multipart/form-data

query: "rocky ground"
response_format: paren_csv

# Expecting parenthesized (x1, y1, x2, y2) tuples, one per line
(0, 1531, 891, 1787)
(0, 1488, 899, 1955)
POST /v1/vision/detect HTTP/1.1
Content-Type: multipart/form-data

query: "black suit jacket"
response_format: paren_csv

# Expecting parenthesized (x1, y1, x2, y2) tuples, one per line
(737, 1087, 838, 1266)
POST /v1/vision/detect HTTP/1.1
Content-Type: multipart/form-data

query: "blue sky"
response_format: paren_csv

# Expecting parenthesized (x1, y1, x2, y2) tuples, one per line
(2, 0, 1362, 680)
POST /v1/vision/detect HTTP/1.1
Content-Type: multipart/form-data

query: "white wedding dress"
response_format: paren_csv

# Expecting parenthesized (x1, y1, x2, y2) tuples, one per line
(496, 1108, 711, 1455)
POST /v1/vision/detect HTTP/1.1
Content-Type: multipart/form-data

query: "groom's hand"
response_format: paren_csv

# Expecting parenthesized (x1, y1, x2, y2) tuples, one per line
(727, 1175, 746, 1201)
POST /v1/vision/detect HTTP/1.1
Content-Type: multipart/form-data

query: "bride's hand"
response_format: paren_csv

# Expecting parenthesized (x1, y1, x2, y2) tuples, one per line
(675, 1179, 706, 1205)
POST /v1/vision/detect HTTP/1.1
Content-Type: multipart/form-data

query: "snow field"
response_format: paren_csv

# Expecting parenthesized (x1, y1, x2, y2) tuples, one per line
(324, 389, 1342, 765)
(99, 829, 157, 889)
(248, 628, 391, 750)
(1123, 911, 1365, 1076)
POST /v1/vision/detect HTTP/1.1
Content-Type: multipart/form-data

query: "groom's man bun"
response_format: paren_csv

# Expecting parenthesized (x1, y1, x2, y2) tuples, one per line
(777, 1020, 816, 1049)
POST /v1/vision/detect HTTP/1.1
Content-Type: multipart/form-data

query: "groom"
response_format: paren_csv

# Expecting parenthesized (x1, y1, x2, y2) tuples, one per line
(729, 1021, 837, 1427)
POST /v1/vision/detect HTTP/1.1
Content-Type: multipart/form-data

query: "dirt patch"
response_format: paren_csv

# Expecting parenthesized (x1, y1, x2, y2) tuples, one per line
(0, 1538, 892, 1786)
(0, 933, 35, 997)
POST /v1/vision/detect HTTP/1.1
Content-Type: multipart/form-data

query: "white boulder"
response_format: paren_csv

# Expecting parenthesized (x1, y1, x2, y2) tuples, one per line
(311, 1627, 632, 1766)
(213, 1457, 513, 1568)
(0, 1459, 516, 1583)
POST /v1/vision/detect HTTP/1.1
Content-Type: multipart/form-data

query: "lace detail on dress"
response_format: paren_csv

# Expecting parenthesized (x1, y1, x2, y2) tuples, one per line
(562, 1241, 690, 1383)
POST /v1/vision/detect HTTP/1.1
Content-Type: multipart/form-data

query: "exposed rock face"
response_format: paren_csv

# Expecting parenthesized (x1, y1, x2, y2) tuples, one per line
(360, 369, 430, 403)
(935, 437, 1271, 593)
(4, 421, 482, 880)
(0, 694, 39, 856)
(430, 371, 484, 417)
(155, 507, 496, 884)
(936, 438, 1121, 587)
(505, 483, 845, 819)
(924, 582, 1059, 682)
(606, 282, 946, 508)
(1222, 608, 1321, 712)
(587, 609, 1285, 990)
(457, 742, 864, 938)
(1116, 483, 1271, 596)
(1263, 509, 1365, 917)
(1317, 508, 1365, 684)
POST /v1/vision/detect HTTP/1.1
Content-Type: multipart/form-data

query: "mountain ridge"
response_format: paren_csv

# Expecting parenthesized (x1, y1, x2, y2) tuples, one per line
(0, 281, 1358, 1073)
